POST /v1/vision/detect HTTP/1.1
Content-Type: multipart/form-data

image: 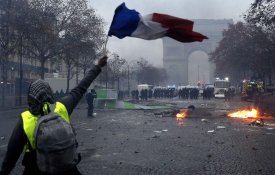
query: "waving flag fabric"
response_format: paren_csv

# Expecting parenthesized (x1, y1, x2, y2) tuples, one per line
(108, 3, 208, 43)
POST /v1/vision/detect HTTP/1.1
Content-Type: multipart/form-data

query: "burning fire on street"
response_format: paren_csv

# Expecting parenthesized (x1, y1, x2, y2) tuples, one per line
(176, 111, 187, 120)
(227, 108, 275, 127)
(227, 108, 259, 119)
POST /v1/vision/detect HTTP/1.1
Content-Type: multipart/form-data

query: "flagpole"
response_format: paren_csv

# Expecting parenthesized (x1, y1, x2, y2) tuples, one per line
(103, 35, 109, 54)
(103, 35, 109, 90)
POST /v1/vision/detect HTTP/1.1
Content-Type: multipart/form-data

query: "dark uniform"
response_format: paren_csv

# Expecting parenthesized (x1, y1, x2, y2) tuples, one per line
(86, 89, 97, 117)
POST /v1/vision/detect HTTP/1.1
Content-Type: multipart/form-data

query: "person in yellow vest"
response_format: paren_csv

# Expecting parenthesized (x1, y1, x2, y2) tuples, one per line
(0, 56, 108, 175)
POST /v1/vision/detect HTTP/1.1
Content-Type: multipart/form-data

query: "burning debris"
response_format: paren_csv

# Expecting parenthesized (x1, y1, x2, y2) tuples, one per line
(227, 108, 270, 127)
(249, 118, 265, 127)
(153, 108, 189, 122)
(228, 108, 259, 119)
(176, 111, 187, 120)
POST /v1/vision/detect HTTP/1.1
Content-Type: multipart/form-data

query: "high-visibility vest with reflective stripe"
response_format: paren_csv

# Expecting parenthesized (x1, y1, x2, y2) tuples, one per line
(21, 101, 70, 151)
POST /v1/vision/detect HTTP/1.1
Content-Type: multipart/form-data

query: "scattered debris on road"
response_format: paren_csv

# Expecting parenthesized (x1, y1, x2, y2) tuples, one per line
(187, 105, 195, 111)
(207, 130, 215, 133)
(154, 109, 180, 118)
(153, 129, 168, 133)
(249, 118, 264, 127)
(201, 119, 209, 123)
(152, 135, 160, 139)
(217, 126, 226, 129)
(85, 128, 93, 131)
(215, 141, 225, 144)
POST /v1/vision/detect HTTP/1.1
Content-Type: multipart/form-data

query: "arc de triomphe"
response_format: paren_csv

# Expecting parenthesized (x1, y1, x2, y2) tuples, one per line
(163, 19, 233, 86)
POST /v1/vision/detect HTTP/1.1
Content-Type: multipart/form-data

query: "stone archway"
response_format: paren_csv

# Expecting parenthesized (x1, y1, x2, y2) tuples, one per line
(163, 19, 233, 85)
(188, 51, 210, 85)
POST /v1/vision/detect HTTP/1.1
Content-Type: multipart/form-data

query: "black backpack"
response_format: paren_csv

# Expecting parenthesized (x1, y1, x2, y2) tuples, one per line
(34, 110, 79, 174)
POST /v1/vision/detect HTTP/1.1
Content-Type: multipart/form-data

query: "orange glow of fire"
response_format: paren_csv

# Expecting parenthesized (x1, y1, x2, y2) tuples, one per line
(228, 108, 259, 119)
(176, 111, 187, 119)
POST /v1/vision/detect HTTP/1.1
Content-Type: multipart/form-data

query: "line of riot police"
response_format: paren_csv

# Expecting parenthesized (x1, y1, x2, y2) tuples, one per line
(178, 87, 200, 99)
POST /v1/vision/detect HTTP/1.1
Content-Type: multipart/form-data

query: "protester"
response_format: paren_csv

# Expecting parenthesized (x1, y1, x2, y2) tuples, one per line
(0, 56, 108, 175)
(85, 89, 97, 117)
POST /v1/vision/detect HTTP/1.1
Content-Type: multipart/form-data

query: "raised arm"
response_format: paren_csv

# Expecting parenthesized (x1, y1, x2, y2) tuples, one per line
(60, 56, 108, 115)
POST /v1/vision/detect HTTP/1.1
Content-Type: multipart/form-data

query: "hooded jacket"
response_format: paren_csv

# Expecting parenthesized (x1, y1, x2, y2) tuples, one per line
(0, 65, 101, 175)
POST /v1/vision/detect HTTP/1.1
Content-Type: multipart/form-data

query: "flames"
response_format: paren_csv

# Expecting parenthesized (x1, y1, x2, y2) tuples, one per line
(228, 108, 259, 119)
(175, 107, 261, 120)
(176, 111, 187, 120)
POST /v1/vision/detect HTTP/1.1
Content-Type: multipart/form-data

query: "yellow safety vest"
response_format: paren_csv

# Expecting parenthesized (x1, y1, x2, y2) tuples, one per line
(21, 101, 70, 151)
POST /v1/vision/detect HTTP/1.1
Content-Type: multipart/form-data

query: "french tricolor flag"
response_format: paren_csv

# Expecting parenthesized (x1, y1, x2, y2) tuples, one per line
(108, 3, 208, 43)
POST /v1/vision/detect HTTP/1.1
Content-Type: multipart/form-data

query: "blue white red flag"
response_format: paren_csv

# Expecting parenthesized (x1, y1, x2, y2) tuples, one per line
(108, 3, 208, 43)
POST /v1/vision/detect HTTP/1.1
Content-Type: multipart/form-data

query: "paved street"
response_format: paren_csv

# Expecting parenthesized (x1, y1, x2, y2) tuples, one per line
(1, 98, 275, 175)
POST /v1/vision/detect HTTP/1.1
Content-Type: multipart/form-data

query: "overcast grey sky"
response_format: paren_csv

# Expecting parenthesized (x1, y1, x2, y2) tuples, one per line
(89, 0, 254, 67)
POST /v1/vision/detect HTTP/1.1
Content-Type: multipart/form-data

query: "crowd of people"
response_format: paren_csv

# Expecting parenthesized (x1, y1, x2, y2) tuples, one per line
(131, 88, 177, 101)
(202, 87, 215, 100)
(178, 88, 200, 99)
(129, 86, 236, 101)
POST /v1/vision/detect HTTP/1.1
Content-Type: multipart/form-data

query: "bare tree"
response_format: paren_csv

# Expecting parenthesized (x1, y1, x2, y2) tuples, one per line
(245, 0, 275, 34)
(245, 0, 275, 85)
(132, 57, 168, 85)
(0, 0, 23, 106)
(134, 57, 149, 84)
(61, 5, 105, 91)
(210, 22, 273, 84)
(21, 0, 88, 79)
(108, 54, 126, 91)
(73, 8, 105, 79)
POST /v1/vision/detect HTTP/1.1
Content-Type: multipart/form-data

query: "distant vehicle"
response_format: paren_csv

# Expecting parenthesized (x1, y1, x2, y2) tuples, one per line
(214, 78, 230, 98)
(137, 84, 153, 93)
(204, 84, 214, 89)
(153, 86, 165, 91)
(178, 85, 199, 90)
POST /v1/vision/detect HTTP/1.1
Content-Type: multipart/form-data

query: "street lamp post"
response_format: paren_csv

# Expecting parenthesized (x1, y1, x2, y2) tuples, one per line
(19, 36, 23, 105)
(198, 65, 200, 82)
(10, 67, 14, 96)
(127, 64, 130, 96)
(105, 66, 108, 89)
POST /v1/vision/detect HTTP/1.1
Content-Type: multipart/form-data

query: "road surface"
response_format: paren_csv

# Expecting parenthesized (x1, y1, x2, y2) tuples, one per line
(0, 97, 275, 174)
